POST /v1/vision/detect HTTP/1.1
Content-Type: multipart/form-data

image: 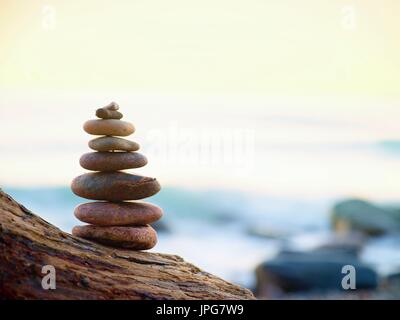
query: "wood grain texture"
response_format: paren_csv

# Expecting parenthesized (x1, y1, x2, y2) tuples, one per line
(0, 189, 255, 300)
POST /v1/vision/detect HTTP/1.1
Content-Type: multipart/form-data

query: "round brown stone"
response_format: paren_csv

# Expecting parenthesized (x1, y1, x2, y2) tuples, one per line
(96, 108, 123, 120)
(72, 225, 157, 250)
(71, 172, 161, 201)
(83, 119, 135, 136)
(88, 136, 140, 152)
(80, 152, 147, 171)
(74, 201, 163, 226)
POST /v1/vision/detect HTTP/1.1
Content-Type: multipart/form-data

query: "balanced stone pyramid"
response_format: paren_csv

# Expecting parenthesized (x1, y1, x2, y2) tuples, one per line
(71, 102, 162, 250)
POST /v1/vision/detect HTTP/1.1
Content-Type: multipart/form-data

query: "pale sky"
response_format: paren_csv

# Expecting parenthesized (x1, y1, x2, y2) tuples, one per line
(1, 0, 399, 95)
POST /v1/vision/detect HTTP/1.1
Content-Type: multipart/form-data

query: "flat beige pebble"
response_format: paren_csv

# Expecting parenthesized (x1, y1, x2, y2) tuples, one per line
(74, 201, 163, 226)
(72, 225, 157, 250)
(88, 136, 140, 152)
(83, 119, 135, 136)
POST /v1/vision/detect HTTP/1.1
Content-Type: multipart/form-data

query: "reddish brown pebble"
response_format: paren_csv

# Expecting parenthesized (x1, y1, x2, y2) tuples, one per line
(71, 172, 161, 201)
(83, 119, 135, 136)
(72, 225, 157, 250)
(74, 201, 163, 226)
(80, 152, 147, 171)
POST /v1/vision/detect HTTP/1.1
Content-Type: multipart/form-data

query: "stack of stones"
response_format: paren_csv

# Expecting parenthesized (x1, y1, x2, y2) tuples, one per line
(71, 102, 162, 250)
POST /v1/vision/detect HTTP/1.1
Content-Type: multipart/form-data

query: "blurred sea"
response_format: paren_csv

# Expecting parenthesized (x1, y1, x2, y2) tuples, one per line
(5, 182, 400, 290)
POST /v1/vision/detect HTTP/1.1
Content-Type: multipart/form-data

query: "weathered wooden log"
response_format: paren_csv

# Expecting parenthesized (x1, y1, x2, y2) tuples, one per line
(0, 189, 254, 300)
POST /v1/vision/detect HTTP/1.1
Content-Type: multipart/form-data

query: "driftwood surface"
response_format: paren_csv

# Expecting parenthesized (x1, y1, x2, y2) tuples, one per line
(0, 189, 254, 300)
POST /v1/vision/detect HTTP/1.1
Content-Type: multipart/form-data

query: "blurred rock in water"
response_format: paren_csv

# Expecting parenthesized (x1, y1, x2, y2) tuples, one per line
(246, 225, 288, 240)
(331, 199, 400, 236)
(255, 249, 378, 298)
(313, 232, 366, 257)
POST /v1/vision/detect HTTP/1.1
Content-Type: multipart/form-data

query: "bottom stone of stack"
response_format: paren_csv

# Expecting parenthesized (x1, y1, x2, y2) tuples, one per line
(72, 225, 157, 250)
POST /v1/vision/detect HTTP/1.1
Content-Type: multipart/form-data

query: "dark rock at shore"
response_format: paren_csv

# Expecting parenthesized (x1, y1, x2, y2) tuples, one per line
(255, 249, 378, 298)
(331, 199, 400, 236)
